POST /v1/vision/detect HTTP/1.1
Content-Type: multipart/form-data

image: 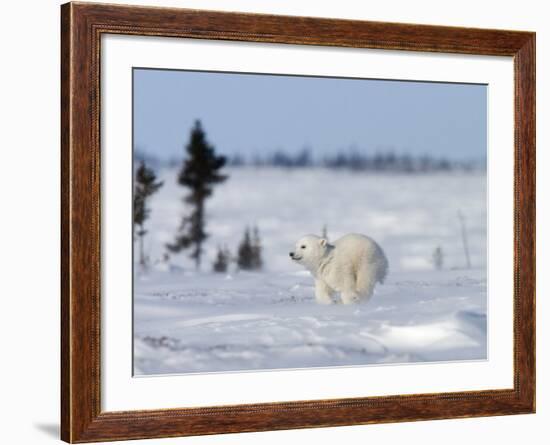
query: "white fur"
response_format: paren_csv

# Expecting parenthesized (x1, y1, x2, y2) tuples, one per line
(290, 233, 388, 305)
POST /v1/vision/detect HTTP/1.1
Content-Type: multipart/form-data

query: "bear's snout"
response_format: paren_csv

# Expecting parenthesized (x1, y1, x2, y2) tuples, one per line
(289, 252, 295, 258)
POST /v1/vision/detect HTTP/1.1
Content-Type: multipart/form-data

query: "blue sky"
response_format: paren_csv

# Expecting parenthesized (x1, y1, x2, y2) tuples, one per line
(133, 68, 487, 161)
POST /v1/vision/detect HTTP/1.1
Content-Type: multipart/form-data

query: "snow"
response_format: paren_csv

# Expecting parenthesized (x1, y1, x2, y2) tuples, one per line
(134, 167, 487, 375)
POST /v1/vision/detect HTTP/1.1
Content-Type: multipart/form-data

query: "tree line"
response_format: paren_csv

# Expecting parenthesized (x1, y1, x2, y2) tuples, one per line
(138, 148, 485, 174)
(133, 120, 263, 273)
(226, 148, 484, 173)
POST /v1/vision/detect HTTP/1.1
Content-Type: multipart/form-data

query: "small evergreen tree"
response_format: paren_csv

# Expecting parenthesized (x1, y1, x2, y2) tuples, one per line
(167, 120, 227, 269)
(213, 245, 231, 273)
(133, 160, 163, 267)
(237, 227, 255, 270)
(251, 226, 263, 270)
(237, 226, 263, 271)
(432, 246, 444, 271)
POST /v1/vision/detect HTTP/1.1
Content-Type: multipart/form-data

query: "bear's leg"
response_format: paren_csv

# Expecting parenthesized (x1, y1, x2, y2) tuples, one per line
(315, 279, 335, 305)
(339, 272, 360, 304)
(355, 267, 377, 303)
(340, 290, 360, 305)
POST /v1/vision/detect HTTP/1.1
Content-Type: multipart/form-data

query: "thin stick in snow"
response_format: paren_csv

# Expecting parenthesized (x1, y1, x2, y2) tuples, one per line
(457, 210, 471, 269)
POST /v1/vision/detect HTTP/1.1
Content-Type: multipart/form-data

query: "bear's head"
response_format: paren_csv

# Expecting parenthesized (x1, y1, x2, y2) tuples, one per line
(289, 234, 329, 271)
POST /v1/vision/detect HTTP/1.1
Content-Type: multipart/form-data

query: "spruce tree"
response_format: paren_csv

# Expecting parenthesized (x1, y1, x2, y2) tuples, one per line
(133, 160, 163, 266)
(167, 120, 227, 269)
(237, 227, 255, 270)
(213, 245, 231, 273)
(251, 225, 263, 270)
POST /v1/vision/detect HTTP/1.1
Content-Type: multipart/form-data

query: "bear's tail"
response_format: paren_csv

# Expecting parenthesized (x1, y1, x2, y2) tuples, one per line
(377, 249, 389, 284)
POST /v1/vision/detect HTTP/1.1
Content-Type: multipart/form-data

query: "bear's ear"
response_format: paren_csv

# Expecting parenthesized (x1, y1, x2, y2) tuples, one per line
(319, 238, 327, 247)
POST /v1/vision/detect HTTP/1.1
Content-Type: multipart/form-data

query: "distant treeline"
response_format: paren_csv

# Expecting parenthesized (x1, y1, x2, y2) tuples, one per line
(227, 149, 485, 173)
(136, 148, 485, 173)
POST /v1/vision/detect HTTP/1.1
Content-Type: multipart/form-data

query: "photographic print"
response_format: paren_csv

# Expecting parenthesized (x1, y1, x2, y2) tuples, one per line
(132, 68, 487, 376)
(61, 5, 535, 440)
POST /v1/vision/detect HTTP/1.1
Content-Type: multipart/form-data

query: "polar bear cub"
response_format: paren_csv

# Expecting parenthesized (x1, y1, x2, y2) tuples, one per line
(290, 233, 388, 305)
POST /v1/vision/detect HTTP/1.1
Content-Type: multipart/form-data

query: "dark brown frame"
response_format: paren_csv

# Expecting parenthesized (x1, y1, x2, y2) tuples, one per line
(61, 2, 536, 443)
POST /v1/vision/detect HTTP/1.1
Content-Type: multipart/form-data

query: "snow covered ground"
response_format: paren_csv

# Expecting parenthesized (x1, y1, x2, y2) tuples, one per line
(134, 167, 487, 375)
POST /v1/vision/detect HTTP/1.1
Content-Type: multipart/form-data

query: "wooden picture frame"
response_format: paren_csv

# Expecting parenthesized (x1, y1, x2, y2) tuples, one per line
(61, 2, 535, 442)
